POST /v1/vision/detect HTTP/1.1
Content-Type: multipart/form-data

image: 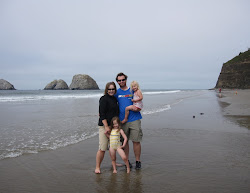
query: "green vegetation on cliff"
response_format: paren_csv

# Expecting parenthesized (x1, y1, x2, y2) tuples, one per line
(225, 49, 250, 64)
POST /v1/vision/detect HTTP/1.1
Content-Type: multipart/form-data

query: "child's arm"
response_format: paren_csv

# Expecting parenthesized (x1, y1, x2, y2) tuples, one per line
(120, 129, 128, 149)
(132, 90, 143, 102)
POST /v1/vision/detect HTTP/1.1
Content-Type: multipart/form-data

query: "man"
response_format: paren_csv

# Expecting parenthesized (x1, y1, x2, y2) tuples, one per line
(115, 72, 142, 169)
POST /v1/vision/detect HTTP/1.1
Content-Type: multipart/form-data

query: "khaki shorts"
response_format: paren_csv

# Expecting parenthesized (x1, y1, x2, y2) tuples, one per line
(122, 119, 143, 142)
(98, 126, 109, 151)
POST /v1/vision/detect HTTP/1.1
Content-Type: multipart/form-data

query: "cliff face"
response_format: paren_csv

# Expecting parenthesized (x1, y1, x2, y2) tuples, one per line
(215, 50, 250, 89)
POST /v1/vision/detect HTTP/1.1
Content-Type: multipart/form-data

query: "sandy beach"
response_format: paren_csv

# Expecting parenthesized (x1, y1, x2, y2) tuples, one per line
(217, 89, 250, 129)
(0, 90, 250, 193)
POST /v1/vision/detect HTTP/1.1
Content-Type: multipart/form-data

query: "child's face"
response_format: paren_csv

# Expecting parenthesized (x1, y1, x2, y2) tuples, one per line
(132, 84, 138, 92)
(113, 120, 119, 129)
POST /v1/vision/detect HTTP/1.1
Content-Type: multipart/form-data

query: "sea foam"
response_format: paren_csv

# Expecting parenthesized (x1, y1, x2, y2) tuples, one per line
(142, 104, 171, 115)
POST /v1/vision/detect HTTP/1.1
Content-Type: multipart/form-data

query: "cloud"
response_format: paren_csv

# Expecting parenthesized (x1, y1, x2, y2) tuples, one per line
(0, 0, 250, 89)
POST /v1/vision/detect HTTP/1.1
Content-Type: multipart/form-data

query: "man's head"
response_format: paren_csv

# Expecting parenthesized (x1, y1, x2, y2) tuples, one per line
(116, 72, 128, 88)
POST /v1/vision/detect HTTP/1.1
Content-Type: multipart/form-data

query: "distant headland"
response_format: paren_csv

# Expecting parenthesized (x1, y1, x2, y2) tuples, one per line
(215, 49, 250, 89)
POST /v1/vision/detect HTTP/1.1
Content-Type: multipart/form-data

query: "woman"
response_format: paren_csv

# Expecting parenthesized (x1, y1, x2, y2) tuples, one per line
(95, 82, 119, 174)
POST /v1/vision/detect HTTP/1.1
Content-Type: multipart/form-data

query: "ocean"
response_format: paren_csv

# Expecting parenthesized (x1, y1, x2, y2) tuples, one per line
(0, 89, 206, 160)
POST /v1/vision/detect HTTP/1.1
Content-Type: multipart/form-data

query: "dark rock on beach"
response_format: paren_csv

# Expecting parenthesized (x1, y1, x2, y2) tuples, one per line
(215, 49, 250, 89)
(0, 79, 16, 90)
(69, 74, 99, 90)
(44, 79, 69, 90)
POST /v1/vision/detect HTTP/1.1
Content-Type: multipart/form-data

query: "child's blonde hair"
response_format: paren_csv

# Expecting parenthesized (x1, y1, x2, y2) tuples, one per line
(130, 81, 141, 90)
(110, 116, 122, 131)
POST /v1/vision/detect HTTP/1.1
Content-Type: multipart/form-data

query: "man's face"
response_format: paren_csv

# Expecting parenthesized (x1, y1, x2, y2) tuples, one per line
(117, 75, 127, 87)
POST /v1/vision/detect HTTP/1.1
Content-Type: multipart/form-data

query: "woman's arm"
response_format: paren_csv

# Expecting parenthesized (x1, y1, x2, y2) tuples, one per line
(102, 119, 111, 134)
(99, 96, 111, 133)
(120, 129, 128, 148)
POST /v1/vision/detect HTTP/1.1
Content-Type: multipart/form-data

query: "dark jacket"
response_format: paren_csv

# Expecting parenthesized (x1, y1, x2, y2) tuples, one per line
(98, 94, 119, 126)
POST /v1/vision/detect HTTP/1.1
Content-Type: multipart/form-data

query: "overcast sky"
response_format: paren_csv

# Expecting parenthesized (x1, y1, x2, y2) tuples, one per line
(1, 0, 250, 90)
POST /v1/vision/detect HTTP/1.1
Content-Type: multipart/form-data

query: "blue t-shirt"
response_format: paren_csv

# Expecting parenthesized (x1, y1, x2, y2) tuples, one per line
(115, 87, 142, 122)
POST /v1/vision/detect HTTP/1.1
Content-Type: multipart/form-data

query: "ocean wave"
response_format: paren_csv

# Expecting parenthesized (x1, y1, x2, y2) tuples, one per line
(142, 104, 171, 115)
(143, 90, 181, 95)
(0, 94, 102, 102)
(0, 90, 182, 102)
(0, 131, 98, 160)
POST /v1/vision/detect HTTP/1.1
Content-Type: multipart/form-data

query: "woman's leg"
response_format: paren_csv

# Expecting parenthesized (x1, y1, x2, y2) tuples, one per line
(95, 150, 105, 174)
(95, 126, 108, 174)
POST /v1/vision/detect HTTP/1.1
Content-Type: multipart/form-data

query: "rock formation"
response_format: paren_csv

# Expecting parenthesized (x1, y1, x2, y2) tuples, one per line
(69, 74, 99, 90)
(0, 79, 16, 90)
(215, 49, 250, 89)
(44, 79, 69, 90)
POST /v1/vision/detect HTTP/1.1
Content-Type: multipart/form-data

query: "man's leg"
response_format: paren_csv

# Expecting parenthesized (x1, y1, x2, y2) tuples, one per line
(133, 141, 141, 161)
(124, 142, 129, 158)
(129, 119, 143, 169)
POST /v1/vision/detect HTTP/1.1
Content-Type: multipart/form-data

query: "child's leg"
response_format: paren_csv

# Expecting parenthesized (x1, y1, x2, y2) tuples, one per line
(109, 147, 117, 173)
(117, 148, 130, 173)
(122, 105, 140, 124)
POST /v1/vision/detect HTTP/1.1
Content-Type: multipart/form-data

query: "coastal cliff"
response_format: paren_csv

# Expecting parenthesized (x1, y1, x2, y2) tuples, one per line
(215, 49, 250, 89)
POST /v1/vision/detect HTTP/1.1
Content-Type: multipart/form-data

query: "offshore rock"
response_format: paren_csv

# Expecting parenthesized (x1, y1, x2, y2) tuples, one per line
(215, 49, 250, 89)
(69, 74, 99, 90)
(0, 79, 16, 90)
(44, 79, 69, 90)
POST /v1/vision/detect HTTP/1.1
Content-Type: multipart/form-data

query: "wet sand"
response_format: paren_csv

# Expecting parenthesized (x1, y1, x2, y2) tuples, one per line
(217, 89, 250, 129)
(1, 90, 250, 193)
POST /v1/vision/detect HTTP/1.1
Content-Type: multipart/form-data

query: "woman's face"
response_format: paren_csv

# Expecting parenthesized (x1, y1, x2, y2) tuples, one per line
(107, 84, 116, 96)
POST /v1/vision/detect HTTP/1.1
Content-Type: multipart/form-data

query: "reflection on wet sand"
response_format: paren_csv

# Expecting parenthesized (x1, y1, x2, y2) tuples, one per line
(95, 170, 143, 193)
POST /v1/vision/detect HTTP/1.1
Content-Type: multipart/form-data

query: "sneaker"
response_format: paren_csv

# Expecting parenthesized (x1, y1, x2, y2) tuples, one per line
(135, 161, 141, 170)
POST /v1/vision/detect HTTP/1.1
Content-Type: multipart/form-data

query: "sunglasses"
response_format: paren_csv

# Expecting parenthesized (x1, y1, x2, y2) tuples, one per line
(108, 88, 115, 91)
(117, 79, 126, 82)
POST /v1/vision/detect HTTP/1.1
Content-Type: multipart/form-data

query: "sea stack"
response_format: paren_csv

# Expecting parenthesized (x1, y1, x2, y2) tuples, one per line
(69, 74, 99, 90)
(0, 79, 16, 90)
(44, 79, 69, 90)
(215, 49, 250, 89)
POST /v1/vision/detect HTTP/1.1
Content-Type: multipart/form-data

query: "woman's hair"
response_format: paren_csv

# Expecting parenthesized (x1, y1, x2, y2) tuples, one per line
(130, 80, 140, 90)
(104, 82, 117, 95)
(110, 116, 121, 131)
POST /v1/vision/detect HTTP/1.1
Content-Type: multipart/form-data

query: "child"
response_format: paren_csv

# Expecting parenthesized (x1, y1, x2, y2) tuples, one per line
(121, 81, 143, 124)
(108, 117, 130, 173)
